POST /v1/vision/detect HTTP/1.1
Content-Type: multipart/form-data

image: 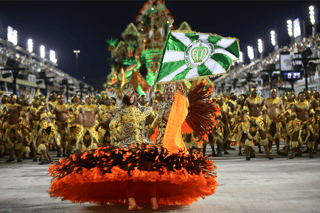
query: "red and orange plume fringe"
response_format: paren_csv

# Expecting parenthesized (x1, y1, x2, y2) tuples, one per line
(186, 79, 220, 138)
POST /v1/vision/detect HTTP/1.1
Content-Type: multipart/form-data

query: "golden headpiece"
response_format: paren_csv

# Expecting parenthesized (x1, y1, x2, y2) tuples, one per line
(163, 82, 176, 90)
(72, 95, 79, 101)
(57, 95, 64, 99)
(270, 89, 277, 93)
(121, 82, 134, 96)
(11, 94, 17, 99)
(250, 88, 258, 92)
(85, 95, 93, 99)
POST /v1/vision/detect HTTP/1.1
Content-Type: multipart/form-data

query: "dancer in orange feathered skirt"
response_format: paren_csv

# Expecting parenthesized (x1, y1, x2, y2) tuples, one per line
(48, 81, 219, 211)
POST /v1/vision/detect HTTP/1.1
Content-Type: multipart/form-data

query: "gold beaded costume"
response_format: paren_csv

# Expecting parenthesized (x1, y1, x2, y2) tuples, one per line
(54, 103, 71, 150)
(37, 107, 57, 153)
(77, 104, 99, 151)
(98, 104, 114, 144)
(290, 101, 315, 148)
(243, 96, 269, 147)
(265, 97, 286, 141)
(68, 103, 84, 151)
(4, 103, 21, 150)
(110, 106, 154, 147)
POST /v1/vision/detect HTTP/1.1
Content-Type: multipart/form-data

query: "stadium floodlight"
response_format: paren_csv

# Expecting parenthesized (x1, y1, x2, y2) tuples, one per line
(309, 5, 316, 25)
(258, 39, 263, 53)
(49, 49, 56, 63)
(7, 26, 18, 45)
(270, 30, 276, 46)
(27, 39, 33, 53)
(247, 46, 254, 61)
(287, 20, 293, 37)
(12, 30, 18, 46)
(239, 51, 243, 63)
(40, 45, 45, 58)
(309, 5, 319, 38)
(7, 26, 13, 43)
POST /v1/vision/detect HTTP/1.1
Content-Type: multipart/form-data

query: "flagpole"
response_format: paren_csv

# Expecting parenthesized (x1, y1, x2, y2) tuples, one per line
(151, 20, 174, 88)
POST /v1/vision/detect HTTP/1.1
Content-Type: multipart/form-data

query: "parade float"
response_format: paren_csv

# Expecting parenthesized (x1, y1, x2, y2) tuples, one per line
(103, 0, 213, 95)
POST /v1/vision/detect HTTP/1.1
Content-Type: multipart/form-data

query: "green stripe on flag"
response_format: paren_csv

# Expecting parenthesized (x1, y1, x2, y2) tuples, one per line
(167, 33, 187, 52)
(172, 67, 191, 81)
(208, 35, 222, 45)
(157, 60, 186, 82)
(226, 41, 239, 58)
(214, 45, 223, 49)
(197, 63, 214, 76)
(210, 53, 233, 71)
(184, 33, 199, 43)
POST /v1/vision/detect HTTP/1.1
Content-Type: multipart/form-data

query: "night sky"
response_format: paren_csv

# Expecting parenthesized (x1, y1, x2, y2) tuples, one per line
(0, 0, 318, 90)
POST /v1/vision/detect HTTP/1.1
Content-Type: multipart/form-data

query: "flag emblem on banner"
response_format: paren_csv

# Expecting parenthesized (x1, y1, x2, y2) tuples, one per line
(156, 31, 239, 83)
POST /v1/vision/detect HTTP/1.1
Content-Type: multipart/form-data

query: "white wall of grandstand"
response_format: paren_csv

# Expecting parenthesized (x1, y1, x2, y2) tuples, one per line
(213, 35, 320, 97)
(0, 36, 95, 102)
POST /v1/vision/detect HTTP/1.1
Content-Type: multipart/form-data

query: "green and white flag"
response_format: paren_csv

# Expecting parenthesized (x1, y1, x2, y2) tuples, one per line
(155, 30, 239, 83)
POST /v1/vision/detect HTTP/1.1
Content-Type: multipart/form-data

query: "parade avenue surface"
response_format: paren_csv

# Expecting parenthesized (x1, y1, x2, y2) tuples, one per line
(1, 145, 320, 213)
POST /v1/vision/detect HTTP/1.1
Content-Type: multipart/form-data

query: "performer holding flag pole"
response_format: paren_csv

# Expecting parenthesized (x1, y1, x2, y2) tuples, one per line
(48, 19, 239, 210)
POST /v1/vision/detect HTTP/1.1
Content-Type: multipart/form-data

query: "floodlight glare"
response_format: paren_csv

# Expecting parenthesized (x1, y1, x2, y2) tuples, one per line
(49, 49, 56, 62)
(40, 45, 45, 58)
(27, 39, 33, 53)
(13, 30, 18, 45)
(309, 5, 316, 25)
(270, 30, 276, 46)
(258, 39, 263, 53)
(247, 46, 254, 60)
(287, 20, 293, 37)
(239, 51, 243, 63)
(7, 26, 13, 43)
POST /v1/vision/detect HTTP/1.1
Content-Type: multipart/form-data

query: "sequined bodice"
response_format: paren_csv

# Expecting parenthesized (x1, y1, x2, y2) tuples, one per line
(111, 106, 153, 146)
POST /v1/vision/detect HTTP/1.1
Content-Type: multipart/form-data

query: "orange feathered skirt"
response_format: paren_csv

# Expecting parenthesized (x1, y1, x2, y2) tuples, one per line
(48, 143, 218, 205)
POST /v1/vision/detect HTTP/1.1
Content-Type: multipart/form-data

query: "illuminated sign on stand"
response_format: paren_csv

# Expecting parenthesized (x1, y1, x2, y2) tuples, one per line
(282, 71, 303, 81)
(280, 52, 303, 83)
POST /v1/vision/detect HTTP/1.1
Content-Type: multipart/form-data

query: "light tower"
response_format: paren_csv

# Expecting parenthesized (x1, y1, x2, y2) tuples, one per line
(239, 51, 243, 64)
(247, 46, 254, 61)
(27, 39, 33, 53)
(270, 30, 278, 51)
(287, 20, 293, 45)
(73, 50, 80, 79)
(258, 39, 263, 60)
(309, 5, 319, 38)
(40, 45, 45, 58)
